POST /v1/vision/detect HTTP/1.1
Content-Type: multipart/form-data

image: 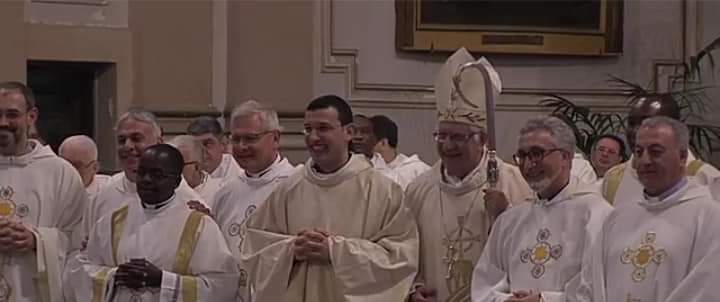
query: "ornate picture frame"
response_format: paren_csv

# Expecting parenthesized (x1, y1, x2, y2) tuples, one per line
(396, 0, 624, 56)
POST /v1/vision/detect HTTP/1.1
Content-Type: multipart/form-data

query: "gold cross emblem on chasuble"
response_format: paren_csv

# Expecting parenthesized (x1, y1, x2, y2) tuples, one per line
(520, 228, 563, 279)
(621, 231, 666, 282)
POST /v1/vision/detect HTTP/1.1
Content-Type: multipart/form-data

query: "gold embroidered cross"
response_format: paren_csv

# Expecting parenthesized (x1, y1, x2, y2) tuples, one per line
(621, 231, 666, 282)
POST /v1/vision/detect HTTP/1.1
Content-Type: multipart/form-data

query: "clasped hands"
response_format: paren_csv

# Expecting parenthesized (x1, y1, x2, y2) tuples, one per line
(293, 228, 331, 264)
(115, 258, 163, 290)
(0, 218, 35, 253)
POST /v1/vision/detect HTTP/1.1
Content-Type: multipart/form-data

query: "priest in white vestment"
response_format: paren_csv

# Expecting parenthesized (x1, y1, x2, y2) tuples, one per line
(0, 82, 88, 302)
(571, 117, 720, 302)
(351, 114, 405, 187)
(59, 134, 112, 201)
(211, 100, 299, 301)
(74, 144, 238, 301)
(169, 135, 222, 205)
(82, 110, 205, 238)
(187, 116, 243, 184)
(405, 48, 533, 302)
(471, 117, 612, 302)
(369, 114, 431, 189)
(600, 96, 720, 205)
(240, 95, 418, 302)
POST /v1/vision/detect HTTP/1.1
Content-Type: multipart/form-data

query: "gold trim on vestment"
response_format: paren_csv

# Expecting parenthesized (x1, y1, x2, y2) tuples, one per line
(603, 164, 626, 205)
(687, 160, 704, 176)
(92, 267, 112, 302)
(181, 275, 198, 302)
(111, 205, 129, 265)
(173, 211, 203, 275)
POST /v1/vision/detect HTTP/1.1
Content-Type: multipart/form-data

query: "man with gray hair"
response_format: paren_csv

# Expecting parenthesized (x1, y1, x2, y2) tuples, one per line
(59, 135, 111, 201)
(406, 49, 532, 302)
(187, 116, 243, 184)
(601, 95, 720, 205)
(212, 100, 298, 301)
(471, 116, 612, 302)
(168, 135, 221, 207)
(572, 116, 720, 301)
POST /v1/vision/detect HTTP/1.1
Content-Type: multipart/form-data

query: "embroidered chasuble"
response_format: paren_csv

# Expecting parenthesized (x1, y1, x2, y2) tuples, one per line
(404, 154, 533, 302)
(0, 140, 88, 302)
(601, 152, 720, 205)
(239, 154, 418, 302)
(212, 156, 297, 301)
(571, 179, 720, 302)
(471, 176, 612, 302)
(74, 194, 239, 301)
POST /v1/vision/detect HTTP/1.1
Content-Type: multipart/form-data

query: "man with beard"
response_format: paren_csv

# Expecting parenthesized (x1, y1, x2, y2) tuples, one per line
(82, 109, 204, 238)
(601, 95, 720, 205)
(405, 48, 532, 302)
(211, 100, 298, 301)
(168, 135, 221, 207)
(471, 117, 612, 302)
(239, 95, 418, 302)
(572, 117, 720, 302)
(187, 116, 243, 184)
(59, 135, 112, 201)
(0, 81, 87, 301)
(74, 144, 239, 301)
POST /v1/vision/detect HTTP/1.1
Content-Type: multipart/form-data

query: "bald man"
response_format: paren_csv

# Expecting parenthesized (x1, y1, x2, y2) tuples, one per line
(73, 144, 239, 301)
(59, 135, 111, 201)
(168, 135, 221, 206)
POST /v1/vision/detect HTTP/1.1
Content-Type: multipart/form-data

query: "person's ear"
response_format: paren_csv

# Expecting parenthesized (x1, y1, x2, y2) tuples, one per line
(91, 160, 100, 174)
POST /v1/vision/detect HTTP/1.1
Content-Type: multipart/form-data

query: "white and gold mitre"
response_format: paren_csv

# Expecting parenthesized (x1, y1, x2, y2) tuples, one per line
(435, 47, 501, 128)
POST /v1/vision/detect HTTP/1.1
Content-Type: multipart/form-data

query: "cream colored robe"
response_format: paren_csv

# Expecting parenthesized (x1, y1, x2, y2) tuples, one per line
(210, 154, 243, 185)
(74, 194, 239, 301)
(83, 172, 205, 238)
(571, 179, 720, 302)
(404, 154, 533, 302)
(0, 140, 87, 302)
(239, 154, 418, 302)
(193, 172, 221, 209)
(87, 174, 112, 202)
(371, 153, 431, 190)
(600, 152, 720, 206)
(572, 153, 597, 185)
(212, 156, 298, 301)
(471, 176, 612, 302)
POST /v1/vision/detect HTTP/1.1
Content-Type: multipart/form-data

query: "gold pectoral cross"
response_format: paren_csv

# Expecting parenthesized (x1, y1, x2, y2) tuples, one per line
(444, 242, 458, 279)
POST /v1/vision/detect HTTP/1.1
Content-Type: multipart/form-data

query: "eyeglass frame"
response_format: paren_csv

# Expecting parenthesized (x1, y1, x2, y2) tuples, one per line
(230, 131, 275, 145)
(513, 147, 565, 165)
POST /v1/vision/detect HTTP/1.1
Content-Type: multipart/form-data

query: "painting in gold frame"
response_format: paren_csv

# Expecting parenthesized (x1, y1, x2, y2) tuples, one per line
(396, 0, 623, 56)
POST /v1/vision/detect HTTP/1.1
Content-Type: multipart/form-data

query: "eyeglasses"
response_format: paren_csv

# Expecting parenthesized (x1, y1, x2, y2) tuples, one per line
(136, 168, 180, 180)
(513, 148, 564, 164)
(231, 131, 272, 145)
(433, 132, 481, 144)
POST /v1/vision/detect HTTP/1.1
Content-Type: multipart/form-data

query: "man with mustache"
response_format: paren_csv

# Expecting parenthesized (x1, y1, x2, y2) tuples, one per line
(187, 116, 243, 185)
(601, 95, 720, 205)
(572, 116, 720, 302)
(239, 95, 418, 302)
(0, 81, 88, 302)
(59, 135, 112, 201)
(405, 48, 532, 302)
(74, 144, 239, 301)
(471, 116, 612, 302)
(211, 100, 298, 301)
